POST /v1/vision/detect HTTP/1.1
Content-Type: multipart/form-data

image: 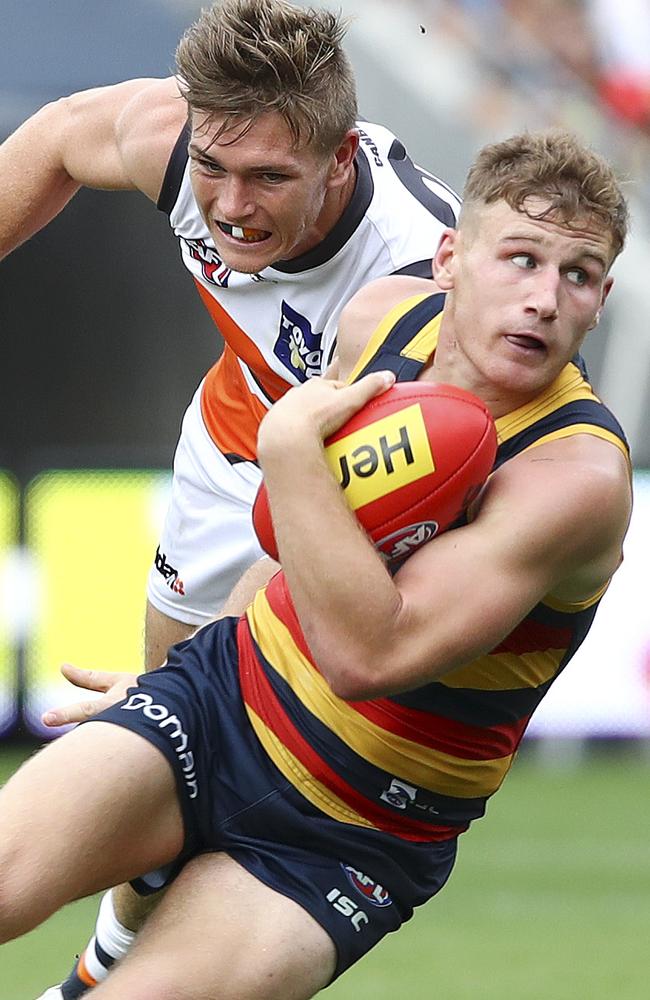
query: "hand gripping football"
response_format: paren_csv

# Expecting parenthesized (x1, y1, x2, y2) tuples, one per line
(253, 382, 497, 568)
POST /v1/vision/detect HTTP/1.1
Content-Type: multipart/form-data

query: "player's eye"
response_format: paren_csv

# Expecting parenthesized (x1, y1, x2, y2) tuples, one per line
(260, 172, 286, 183)
(566, 268, 588, 286)
(195, 158, 224, 174)
(511, 253, 535, 270)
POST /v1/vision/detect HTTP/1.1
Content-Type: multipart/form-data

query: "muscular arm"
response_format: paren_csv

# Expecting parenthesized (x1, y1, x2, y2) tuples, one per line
(258, 376, 632, 701)
(0, 76, 186, 259)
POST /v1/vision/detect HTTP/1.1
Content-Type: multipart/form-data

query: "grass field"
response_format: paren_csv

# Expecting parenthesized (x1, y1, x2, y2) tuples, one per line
(1, 742, 649, 1000)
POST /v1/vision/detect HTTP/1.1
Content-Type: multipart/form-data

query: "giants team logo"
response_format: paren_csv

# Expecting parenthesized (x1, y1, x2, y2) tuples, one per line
(185, 238, 233, 287)
(341, 864, 392, 907)
(273, 301, 323, 382)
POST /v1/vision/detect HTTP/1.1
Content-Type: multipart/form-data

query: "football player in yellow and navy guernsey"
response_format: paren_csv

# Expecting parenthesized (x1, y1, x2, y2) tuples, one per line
(0, 130, 632, 1000)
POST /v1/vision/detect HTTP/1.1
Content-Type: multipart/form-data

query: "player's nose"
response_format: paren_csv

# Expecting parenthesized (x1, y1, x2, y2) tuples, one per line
(218, 176, 255, 218)
(528, 268, 560, 320)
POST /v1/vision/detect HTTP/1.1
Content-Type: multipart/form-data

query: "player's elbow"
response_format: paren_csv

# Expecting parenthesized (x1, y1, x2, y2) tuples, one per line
(321, 641, 406, 701)
(325, 662, 376, 701)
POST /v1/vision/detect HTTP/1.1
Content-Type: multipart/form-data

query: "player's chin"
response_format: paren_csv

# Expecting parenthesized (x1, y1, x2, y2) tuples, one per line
(214, 235, 277, 273)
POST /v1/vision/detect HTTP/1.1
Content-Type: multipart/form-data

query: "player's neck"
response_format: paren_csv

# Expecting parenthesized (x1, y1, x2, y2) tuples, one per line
(426, 333, 544, 420)
(289, 167, 357, 259)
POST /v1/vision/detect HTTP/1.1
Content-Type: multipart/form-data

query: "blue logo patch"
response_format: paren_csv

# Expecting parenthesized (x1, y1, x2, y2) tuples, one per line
(274, 301, 323, 382)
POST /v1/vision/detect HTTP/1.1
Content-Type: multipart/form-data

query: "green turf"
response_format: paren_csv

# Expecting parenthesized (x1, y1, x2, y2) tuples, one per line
(1, 743, 649, 999)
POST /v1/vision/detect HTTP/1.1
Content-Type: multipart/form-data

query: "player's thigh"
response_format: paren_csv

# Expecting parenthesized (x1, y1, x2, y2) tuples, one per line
(0, 721, 183, 932)
(93, 852, 337, 1000)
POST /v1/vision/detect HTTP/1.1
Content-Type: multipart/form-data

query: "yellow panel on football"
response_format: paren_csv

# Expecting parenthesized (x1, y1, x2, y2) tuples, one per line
(0, 472, 19, 735)
(23, 470, 169, 729)
(325, 403, 435, 510)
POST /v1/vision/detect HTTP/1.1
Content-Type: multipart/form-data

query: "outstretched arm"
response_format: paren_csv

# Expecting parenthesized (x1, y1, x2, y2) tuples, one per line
(0, 76, 186, 260)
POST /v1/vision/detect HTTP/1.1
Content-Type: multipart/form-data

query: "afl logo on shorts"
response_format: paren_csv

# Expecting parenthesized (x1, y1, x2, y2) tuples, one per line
(341, 864, 392, 907)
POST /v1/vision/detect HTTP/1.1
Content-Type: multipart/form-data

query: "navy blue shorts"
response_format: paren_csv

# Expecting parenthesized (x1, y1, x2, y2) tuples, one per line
(93, 617, 458, 979)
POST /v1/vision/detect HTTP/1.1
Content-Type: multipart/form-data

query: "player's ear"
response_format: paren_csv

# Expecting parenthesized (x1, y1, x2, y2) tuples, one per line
(432, 228, 457, 290)
(600, 275, 614, 310)
(589, 275, 614, 329)
(327, 130, 359, 188)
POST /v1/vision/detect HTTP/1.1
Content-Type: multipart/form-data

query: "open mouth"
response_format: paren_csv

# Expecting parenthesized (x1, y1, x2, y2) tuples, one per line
(505, 334, 546, 352)
(218, 222, 271, 244)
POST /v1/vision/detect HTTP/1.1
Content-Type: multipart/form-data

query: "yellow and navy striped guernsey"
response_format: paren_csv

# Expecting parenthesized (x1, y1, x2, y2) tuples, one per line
(238, 293, 630, 842)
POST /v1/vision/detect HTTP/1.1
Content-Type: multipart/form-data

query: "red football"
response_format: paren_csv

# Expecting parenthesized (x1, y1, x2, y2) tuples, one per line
(253, 382, 497, 568)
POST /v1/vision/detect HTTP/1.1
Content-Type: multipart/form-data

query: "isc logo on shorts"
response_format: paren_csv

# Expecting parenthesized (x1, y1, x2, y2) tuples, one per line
(325, 404, 435, 510)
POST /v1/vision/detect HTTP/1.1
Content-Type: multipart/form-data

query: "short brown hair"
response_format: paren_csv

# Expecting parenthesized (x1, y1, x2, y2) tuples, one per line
(176, 0, 358, 153)
(462, 130, 629, 260)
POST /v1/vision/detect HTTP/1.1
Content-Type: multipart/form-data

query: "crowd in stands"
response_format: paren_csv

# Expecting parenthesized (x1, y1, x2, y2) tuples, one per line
(412, 0, 650, 203)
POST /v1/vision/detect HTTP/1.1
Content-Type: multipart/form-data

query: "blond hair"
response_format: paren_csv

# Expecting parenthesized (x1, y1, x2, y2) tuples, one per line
(176, 0, 357, 153)
(462, 130, 628, 259)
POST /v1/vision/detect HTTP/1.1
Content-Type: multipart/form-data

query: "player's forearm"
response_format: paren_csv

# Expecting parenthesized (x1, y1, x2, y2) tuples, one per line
(0, 102, 82, 260)
(259, 433, 403, 699)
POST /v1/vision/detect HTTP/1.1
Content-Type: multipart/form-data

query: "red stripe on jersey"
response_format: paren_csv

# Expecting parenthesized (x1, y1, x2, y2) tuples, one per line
(237, 619, 460, 842)
(264, 573, 528, 761)
(348, 697, 530, 760)
(264, 573, 315, 661)
(492, 617, 572, 655)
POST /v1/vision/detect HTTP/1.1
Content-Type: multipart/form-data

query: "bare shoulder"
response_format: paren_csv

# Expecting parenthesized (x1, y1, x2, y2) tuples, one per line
(60, 77, 187, 200)
(114, 77, 188, 201)
(337, 275, 437, 380)
(341, 274, 435, 325)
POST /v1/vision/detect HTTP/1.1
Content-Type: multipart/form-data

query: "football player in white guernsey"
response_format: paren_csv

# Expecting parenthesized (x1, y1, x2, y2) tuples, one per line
(0, 0, 459, 995)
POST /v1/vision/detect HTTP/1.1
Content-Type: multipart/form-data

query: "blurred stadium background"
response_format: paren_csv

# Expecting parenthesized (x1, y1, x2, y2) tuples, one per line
(1, 1, 649, 997)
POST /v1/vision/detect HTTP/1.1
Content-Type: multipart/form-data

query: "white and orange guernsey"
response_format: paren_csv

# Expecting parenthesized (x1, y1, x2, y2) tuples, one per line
(158, 119, 461, 461)
(148, 120, 460, 621)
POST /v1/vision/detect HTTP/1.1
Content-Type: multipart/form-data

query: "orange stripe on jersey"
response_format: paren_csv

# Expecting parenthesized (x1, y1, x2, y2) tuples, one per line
(195, 278, 293, 457)
(201, 350, 269, 459)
